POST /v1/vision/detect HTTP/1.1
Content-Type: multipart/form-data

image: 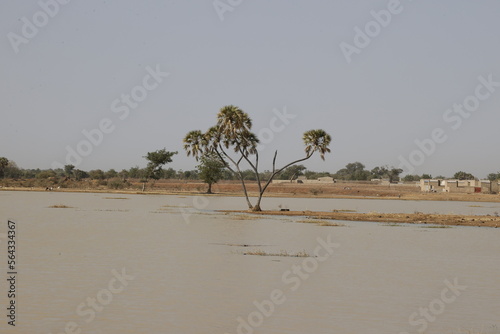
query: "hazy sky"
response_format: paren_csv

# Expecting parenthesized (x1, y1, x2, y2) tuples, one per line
(1, 0, 499, 177)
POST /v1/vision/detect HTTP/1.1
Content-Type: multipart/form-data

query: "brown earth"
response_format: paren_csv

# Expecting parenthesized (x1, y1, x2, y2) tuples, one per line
(221, 210, 500, 228)
(2, 179, 500, 203)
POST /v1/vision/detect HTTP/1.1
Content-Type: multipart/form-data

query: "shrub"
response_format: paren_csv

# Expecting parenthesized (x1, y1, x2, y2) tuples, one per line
(310, 188, 323, 195)
(107, 178, 126, 190)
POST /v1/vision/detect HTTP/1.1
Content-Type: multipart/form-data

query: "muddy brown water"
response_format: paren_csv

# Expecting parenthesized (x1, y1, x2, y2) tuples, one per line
(0, 191, 498, 334)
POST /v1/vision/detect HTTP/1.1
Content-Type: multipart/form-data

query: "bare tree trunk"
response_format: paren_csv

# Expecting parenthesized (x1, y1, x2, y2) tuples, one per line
(252, 198, 263, 211)
(216, 146, 254, 210)
(238, 177, 253, 210)
(207, 183, 213, 194)
(253, 151, 313, 211)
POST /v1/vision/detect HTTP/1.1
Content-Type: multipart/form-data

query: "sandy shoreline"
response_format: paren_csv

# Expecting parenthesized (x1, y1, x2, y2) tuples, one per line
(221, 210, 500, 228)
(2, 183, 500, 203)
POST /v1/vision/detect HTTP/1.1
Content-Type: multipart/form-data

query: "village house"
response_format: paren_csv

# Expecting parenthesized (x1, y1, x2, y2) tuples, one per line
(420, 179, 499, 194)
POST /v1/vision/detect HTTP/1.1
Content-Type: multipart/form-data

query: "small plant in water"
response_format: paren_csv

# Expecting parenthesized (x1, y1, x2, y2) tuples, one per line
(297, 219, 344, 227)
(383, 223, 404, 227)
(243, 249, 312, 257)
(48, 204, 73, 208)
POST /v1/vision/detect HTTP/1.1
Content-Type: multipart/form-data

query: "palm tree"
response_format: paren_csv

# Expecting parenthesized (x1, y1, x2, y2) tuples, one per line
(183, 122, 255, 209)
(215, 105, 259, 156)
(217, 105, 252, 139)
(183, 130, 204, 160)
(183, 106, 332, 211)
(303, 129, 332, 160)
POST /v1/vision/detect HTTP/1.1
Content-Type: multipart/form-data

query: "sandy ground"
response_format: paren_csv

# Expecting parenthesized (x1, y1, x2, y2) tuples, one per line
(222, 210, 500, 228)
(2, 179, 500, 203)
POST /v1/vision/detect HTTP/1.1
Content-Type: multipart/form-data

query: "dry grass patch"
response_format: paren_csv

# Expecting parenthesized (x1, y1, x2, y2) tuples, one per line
(234, 215, 260, 220)
(225, 214, 260, 220)
(243, 249, 311, 257)
(211, 243, 270, 247)
(194, 211, 218, 216)
(296, 219, 345, 227)
(48, 204, 73, 209)
(222, 213, 292, 222)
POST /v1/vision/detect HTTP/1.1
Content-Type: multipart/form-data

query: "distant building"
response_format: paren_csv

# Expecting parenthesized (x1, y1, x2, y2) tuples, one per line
(420, 179, 499, 194)
(420, 179, 444, 192)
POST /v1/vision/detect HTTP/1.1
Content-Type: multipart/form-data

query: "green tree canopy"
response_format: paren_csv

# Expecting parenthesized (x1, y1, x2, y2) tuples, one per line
(403, 174, 420, 182)
(453, 171, 475, 180)
(64, 164, 75, 177)
(144, 149, 177, 181)
(335, 162, 370, 180)
(2, 160, 22, 179)
(197, 152, 226, 193)
(387, 168, 403, 183)
(118, 169, 129, 180)
(73, 169, 88, 181)
(128, 166, 144, 179)
(304, 170, 332, 180)
(487, 172, 500, 181)
(0, 157, 9, 178)
(105, 169, 118, 179)
(370, 166, 403, 182)
(89, 169, 105, 180)
(279, 164, 306, 180)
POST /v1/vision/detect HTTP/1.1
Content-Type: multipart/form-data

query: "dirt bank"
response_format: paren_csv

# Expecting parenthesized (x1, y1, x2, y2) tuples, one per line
(2, 179, 500, 203)
(221, 210, 500, 228)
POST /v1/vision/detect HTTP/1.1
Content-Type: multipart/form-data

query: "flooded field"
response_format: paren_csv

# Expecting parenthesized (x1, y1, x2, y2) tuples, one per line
(0, 191, 499, 334)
